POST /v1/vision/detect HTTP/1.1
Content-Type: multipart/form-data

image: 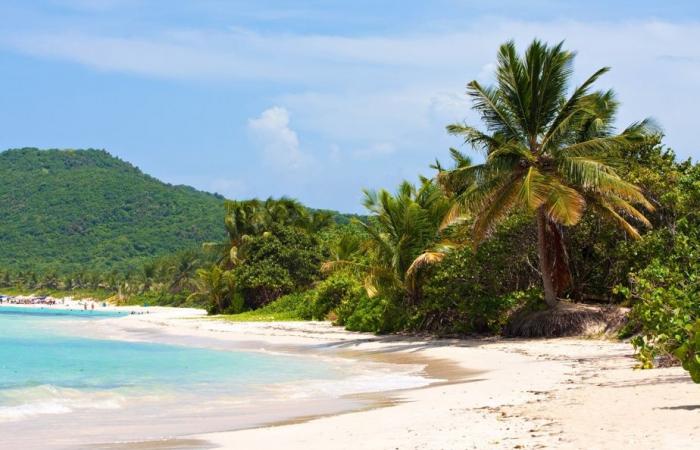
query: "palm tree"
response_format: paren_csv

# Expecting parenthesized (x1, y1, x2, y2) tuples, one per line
(139, 262, 156, 293)
(444, 40, 656, 308)
(166, 249, 202, 293)
(262, 197, 307, 226)
(202, 199, 262, 267)
(305, 210, 336, 232)
(187, 266, 236, 314)
(327, 179, 452, 301)
(205, 197, 334, 268)
(324, 232, 363, 268)
(432, 148, 475, 198)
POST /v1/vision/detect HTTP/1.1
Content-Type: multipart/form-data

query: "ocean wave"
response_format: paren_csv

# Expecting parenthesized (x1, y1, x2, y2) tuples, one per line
(262, 363, 439, 400)
(0, 384, 125, 422)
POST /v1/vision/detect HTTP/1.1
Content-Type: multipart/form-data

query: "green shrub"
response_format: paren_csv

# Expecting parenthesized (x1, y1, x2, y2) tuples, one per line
(624, 221, 700, 382)
(342, 294, 408, 333)
(235, 262, 294, 308)
(415, 220, 539, 334)
(310, 273, 363, 320)
(233, 225, 325, 308)
(673, 320, 700, 383)
(334, 294, 359, 326)
(221, 292, 245, 315)
(222, 291, 315, 322)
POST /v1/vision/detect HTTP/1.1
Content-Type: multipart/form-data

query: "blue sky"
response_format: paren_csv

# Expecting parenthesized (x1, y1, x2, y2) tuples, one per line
(1, 1, 699, 213)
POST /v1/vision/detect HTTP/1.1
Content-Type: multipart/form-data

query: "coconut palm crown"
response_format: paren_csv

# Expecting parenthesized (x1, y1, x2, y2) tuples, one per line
(323, 179, 452, 301)
(204, 197, 333, 268)
(444, 39, 657, 307)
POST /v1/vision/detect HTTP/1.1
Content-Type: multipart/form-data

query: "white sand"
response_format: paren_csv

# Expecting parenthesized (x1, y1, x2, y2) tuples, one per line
(5, 300, 699, 449)
(101, 311, 700, 450)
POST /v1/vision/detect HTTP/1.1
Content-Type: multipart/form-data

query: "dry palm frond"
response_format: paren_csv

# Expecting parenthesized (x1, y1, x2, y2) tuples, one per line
(405, 243, 454, 279)
(505, 303, 627, 338)
(543, 180, 586, 226)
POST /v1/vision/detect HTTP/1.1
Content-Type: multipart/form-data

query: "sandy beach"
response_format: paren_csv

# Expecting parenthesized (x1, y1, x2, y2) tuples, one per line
(57, 305, 697, 450)
(2, 299, 698, 449)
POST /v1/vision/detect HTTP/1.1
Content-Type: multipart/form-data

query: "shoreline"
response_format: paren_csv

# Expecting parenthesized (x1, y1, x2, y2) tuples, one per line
(3, 302, 462, 448)
(3, 302, 700, 449)
(99, 308, 700, 450)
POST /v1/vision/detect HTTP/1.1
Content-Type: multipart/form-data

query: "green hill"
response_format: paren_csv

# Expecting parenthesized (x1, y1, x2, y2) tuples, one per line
(0, 148, 226, 273)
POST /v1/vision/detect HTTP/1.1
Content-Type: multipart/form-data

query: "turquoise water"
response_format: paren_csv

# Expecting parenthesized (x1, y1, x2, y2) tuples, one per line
(0, 306, 336, 423)
(0, 306, 430, 448)
(0, 305, 125, 319)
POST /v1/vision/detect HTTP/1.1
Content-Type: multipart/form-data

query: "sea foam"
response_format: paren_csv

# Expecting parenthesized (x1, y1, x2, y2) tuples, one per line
(0, 384, 124, 422)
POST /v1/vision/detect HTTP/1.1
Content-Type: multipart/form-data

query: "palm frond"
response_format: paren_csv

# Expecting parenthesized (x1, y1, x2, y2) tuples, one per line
(540, 66, 610, 151)
(439, 201, 469, 230)
(450, 168, 510, 214)
(558, 118, 658, 158)
(495, 40, 530, 135)
(406, 251, 444, 278)
(603, 195, 653, 228)
(449, 147, 473, 167)
(543, 180, 586, 225)
(593, 200, 642, 239)
(405, 242, 455, 280)
(559, 155, 654, 210)
(446, 124, 502, 153)
(321, 259, 364, 274)
(531, 40, 575, 133)
(466, 80, 521, 140)
(516, 166, 549, 209)
(487, 142, 535, 162)
(473, 171, 526, 242)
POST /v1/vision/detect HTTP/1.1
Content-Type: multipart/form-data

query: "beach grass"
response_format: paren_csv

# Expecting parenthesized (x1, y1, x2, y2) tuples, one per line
(215, 293, 312, 322)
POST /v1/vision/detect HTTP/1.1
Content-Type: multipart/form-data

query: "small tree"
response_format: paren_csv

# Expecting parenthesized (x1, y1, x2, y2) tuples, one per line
(188, 266, 236, 314)
(325, 180, 452, 303)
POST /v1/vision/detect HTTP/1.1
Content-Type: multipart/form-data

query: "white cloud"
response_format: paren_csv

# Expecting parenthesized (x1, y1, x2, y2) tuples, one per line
(428, 91, 472, 124)
(352, 142, 397, 159)
(247, 106, 311, 170)
(3, 16, 700, 167)
(209, 178, 247, 199)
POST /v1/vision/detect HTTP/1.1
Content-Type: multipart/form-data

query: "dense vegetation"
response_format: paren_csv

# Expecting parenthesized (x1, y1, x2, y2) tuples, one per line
(2, 41, 699, 382)
(0, 148, 225, 273)
(0, 149, 355, 297)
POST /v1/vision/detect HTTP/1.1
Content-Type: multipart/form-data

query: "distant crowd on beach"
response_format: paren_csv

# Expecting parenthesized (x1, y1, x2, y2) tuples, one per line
(0, 294, 104, 310)
(0, 295, 59, 305)
(0, 294, 150, 314)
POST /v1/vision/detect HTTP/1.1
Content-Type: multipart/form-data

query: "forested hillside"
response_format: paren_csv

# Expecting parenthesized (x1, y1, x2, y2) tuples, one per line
(0, 148, 225, 273)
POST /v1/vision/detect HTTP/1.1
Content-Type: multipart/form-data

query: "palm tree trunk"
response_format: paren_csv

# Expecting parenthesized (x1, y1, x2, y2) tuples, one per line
(548, 221, 572, 296)
(537, 208, 559, 308)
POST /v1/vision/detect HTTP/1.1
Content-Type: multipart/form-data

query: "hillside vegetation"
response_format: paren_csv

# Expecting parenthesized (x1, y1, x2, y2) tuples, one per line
(0, 148, 225, 273)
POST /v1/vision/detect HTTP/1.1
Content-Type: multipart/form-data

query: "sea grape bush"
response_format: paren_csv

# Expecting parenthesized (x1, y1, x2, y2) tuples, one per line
(625, 220, 700, 382)
(673, 320, 700, 383)
(233, 225, 325, 308)
(417, 218, 538, 334)
(308, 272, 364, 320)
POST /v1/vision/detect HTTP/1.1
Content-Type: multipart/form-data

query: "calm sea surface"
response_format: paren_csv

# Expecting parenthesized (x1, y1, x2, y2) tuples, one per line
(0, 306, 356, 448)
